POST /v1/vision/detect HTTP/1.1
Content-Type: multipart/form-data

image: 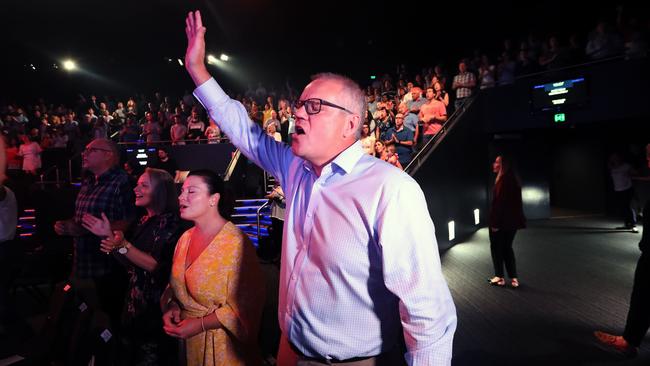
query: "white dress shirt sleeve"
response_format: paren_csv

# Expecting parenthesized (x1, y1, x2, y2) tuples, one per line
(377, 176, 457, 366)
(193, 78, 294, 185)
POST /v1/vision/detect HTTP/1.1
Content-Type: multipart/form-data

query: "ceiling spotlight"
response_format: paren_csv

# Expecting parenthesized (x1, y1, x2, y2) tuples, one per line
(207, 54, 218, 64)
(62, 59, 77, 71)
(219, 53, 229, 62)
(177, 58, 184, 66)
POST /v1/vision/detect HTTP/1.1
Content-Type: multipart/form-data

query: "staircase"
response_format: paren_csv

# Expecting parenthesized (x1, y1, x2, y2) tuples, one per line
(232, 198, 272, 247)
(17, 208, 37, 238)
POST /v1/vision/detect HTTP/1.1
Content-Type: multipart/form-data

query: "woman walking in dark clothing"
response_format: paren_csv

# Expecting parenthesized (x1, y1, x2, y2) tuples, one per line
(488, 155, 526, 288)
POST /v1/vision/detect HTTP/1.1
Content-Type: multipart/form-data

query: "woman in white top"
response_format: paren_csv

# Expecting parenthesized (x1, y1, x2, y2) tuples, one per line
(360, 123, 376, 156)
(204, 119, 222, 144)
(17, 135, 42, 175)
(266, 123, 282, 142)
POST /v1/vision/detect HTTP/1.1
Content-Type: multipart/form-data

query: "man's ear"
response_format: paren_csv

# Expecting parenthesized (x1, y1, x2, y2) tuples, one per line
(344, 114, 361, 138)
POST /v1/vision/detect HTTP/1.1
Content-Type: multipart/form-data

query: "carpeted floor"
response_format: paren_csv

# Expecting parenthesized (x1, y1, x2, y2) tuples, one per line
(445, 215, 648, 365)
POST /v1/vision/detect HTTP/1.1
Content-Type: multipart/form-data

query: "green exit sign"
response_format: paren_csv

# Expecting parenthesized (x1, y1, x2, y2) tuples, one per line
(370, 75, 376, 80)
(554, 113, 566, 123)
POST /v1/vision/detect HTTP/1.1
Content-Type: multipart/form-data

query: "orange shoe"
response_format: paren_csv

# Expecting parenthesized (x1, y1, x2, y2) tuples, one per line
(593, 331, 638, 357)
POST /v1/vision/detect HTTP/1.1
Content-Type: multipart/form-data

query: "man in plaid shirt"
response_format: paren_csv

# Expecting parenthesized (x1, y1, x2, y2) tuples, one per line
(54, 138, 135, 326)
(451, 60, 476, 111)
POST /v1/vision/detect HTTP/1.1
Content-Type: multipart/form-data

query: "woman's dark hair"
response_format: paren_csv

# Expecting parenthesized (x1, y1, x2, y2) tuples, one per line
(498, 154, 515, 176)
(187, 169, 234, 219)
(496, 154, 521, 185)
(143, 168, 179, 215)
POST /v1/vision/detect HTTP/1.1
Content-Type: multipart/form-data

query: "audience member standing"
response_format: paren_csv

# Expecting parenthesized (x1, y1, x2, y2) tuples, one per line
(451, 60, 476, 111)
(419, 87, 448, 145)
(170, 115, 188, 145)
(17, 134, 42, 176)
(488, 155, 526, 288)
(83, 168, 182, 365)
(53, 138, 135, 329)
(608, 152, 638, 232)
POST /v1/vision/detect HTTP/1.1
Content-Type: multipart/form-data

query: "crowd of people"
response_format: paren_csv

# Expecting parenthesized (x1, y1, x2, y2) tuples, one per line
(2, 7, 647, 177)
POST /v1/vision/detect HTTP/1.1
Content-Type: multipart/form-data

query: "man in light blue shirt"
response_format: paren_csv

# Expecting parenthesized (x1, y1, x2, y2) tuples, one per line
(184, 11, 456, 365)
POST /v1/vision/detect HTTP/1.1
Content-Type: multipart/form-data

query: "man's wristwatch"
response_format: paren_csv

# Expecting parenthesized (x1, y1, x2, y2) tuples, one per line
(117, 240, 131, 255)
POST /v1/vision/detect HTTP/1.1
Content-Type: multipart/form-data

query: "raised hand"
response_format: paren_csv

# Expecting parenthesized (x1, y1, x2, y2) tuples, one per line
(81, 212, 112, 237)
(184, 10, 211, 86)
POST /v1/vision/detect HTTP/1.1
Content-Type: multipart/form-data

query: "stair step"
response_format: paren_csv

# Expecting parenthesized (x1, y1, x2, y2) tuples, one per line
(234, 205, 271, 211)
(236, 199, 269, 204)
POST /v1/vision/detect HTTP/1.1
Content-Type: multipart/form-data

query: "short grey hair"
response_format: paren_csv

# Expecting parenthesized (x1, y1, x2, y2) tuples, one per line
(311, 72, 366, 139)
(93, 138, 120, 167)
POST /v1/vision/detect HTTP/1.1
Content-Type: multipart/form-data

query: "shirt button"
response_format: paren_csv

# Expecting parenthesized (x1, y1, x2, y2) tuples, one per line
(291, 274, 297, 281)
(307, 212, 312, 218)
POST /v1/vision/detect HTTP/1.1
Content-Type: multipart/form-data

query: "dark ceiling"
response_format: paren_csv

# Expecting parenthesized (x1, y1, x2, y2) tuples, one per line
(0, 0, 637, 99)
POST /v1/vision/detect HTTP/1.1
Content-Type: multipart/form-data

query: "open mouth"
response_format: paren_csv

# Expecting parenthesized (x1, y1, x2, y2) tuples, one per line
(294, 126, 306, 135)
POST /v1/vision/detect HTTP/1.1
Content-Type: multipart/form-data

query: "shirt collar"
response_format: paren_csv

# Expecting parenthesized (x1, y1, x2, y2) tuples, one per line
(302, 140, 365, 175)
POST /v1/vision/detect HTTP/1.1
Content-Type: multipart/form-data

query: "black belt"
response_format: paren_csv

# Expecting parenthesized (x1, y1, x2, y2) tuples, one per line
(290, 342, 376, 364)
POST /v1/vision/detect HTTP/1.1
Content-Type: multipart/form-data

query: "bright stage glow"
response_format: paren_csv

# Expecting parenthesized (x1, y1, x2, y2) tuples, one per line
(219, 53, 229, 61)
(474, 209, 480, 225)
(63, 59, 77, 71)
(177, 58, 184, 66)
(207, 54, 218, 64)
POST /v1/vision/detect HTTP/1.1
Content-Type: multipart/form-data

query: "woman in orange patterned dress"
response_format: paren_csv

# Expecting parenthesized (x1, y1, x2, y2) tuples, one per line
(161, 170, 265, 366)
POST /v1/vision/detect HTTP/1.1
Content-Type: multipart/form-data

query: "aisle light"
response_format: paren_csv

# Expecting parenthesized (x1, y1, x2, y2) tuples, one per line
(448, 220, 455, 241)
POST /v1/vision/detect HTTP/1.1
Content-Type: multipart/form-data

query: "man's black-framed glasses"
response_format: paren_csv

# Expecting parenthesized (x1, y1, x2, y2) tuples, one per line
(293, 98, 355, 115)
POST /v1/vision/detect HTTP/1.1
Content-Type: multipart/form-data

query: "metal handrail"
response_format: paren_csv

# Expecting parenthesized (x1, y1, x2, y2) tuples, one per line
(404, 95, 476, 175)
(223, 149, 242, 182)
(39, 165, 60, 185)
(256, 200, 271, 240)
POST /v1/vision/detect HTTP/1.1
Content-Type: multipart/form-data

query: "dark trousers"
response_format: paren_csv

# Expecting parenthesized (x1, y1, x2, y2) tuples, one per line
(623, 252, 650, 347)
(93, 270, 128, 332)
(614, 188, 636, 227)
(489, 229, 518, 278)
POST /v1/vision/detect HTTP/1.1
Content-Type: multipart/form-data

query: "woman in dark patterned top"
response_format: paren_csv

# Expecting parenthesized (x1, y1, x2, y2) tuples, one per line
(82, 167, 182, 365)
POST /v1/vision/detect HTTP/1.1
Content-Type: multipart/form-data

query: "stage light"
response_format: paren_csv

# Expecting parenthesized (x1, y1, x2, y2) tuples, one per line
(474, 209, 480, 225)
(30, 64, 36, 71)
(220, 53, 229, 61)
(63, 59, 77, 71)
(207, 54, 218, 64)
(177, 58, 184, 66)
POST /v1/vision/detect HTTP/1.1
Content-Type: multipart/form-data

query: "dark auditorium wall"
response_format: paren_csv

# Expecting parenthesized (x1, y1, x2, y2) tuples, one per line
(413, 102, 489, 251)
(481, 57, 650, 133)
(478, 57, 649, 215)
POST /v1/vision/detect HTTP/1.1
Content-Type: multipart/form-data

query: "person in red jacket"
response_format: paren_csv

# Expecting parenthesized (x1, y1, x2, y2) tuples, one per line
(488, 155, 526, 288)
